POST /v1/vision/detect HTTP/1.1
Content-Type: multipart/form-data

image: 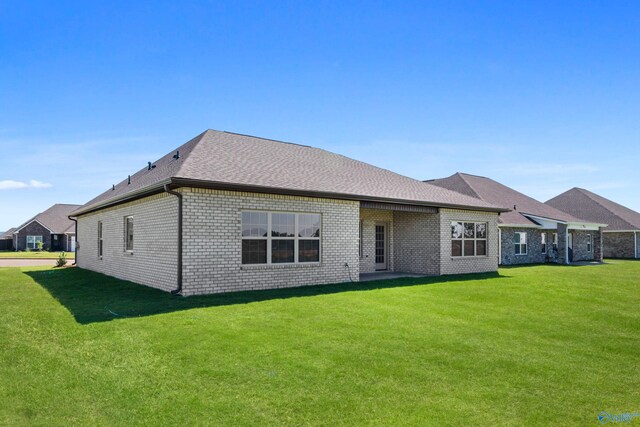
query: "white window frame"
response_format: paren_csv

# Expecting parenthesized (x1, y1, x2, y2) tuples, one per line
(26, 235, 43, 250)
(552, 233, 558, 251)
(451, 221, 488, 258)
(241, 211, 321, 265)
(541, 232, 547, 253)
(587, 234, 592, 252)
(514, 232, 528, 255)
(98, 221, 104, 259)
(124, 216, 134, 252)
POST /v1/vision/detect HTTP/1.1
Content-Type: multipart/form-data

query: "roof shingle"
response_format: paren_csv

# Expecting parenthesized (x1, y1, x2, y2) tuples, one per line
(15, 204, 81, 234)
(427, 173, 587, 226)
(546, 188, 640, 231)
(75, 130, 507, 215)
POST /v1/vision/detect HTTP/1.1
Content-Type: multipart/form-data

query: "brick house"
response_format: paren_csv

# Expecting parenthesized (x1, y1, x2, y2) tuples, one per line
(427, 173, 605, 265)
(71, 130, 508, 296)
(10, 204, 80, 252)
(546, 188, 640, 259)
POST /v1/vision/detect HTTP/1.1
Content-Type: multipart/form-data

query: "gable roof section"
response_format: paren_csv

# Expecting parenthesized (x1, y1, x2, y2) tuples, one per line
(73, 130, 508, 216)
(427, 173, 586, 226)
(546, 188, 640, 231)
(0, 228, 16, 239)
(14, 204, 82, 234)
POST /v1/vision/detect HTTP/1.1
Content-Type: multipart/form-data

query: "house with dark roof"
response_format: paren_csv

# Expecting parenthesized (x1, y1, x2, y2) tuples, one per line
(0, 228, 16, 250)
(546, 188, 640, 259)
(427, 173, 606, 265)
(71, 130, 509, 296)
(10, 204, 80, 252)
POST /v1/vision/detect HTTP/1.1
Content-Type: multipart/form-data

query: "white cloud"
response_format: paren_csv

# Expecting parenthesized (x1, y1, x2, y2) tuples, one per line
(0, 179, 53, 190)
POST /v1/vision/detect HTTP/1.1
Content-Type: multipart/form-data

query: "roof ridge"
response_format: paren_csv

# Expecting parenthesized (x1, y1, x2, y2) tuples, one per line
(454, 172, 482, 200)
(220, 130, 313, 148)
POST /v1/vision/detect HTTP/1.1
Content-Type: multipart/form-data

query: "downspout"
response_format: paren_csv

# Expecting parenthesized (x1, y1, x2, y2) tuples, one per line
(635, 231, 638, 259)
(69, 217, 78, 265)
(164, 184, 183, 295)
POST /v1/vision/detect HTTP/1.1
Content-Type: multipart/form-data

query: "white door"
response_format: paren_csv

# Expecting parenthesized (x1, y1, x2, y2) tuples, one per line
(568, 233, 573, 262)
(70, 236, 76, 252)
(374, 223, 387, 270)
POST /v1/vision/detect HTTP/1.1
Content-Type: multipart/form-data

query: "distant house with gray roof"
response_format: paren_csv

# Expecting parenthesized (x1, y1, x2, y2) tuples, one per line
(71, 130, 509, 296)
(546, 188, 640, 259)
(427, 173, 606, 265)
(10, 204, 80, 252)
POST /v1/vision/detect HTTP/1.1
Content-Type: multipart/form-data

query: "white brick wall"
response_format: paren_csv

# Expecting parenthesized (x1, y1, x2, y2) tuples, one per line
(181, 188, 360, 295)
(439, 209, 500, 275)
(77, 193, 179, 292)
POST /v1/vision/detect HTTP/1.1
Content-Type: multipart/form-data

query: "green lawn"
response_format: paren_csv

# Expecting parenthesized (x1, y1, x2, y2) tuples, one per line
(0, 251, 75, 259)
(1, 262, 638, 426)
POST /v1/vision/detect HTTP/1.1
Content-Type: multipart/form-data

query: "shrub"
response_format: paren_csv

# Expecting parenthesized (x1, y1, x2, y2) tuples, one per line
(55, 252, 67, 268)
(36, 241, 44, 252)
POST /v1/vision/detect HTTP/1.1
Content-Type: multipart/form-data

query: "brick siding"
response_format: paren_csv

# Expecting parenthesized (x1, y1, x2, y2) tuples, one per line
(15, 221, 52, 251)
(181, 188, 360, 296)
(439, 209, 500, 275)
(603, 232, 636, 259)
(76, 192, 179, 292)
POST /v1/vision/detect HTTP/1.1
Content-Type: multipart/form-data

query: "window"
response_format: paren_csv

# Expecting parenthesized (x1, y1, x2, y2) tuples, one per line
(26, 235, 43, 250)
(124, 216, 134, 252)
(451, 222, 487, 257)
(541, 233, 547, 253)
(514, 232, 527, 255)
(552, 233, 558, 251)
(587, 234, 592, 252)
(241, 211, 321, 265)
(98, 221, 103, 258)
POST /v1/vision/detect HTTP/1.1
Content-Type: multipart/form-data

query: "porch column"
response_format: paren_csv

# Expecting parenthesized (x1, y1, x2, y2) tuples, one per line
(594, 227, 604, 263)
(557, 223, 568, 264)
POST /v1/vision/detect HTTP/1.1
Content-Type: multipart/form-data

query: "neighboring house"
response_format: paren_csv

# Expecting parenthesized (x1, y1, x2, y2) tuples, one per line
(11, 204, 81, 251)
(71, 130, 508, 296)
(427, 173, 605, 265)
(546, 188, 640, 259)
(0, 228, 16, 250)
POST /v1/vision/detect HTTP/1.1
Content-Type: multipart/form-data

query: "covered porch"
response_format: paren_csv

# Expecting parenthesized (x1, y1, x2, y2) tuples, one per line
(359, 202, 441, 277)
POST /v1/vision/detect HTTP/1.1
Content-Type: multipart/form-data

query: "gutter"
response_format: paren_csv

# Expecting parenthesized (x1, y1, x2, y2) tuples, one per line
(164, 184, 183, 295)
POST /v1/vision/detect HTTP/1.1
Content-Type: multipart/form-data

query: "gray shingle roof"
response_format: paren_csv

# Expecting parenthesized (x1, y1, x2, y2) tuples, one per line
(546, 188, 640, 231)
(0, 228, 16, 239)
(74, 130, 507, 215)
(15, 204, 81, 234)
(427, 173, 587, 226)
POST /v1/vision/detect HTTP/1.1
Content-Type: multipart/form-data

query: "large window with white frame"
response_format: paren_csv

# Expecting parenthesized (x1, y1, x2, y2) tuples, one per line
(124, 216, 134, 252)
(514, 232, 527, 255)
(241, 211, 321, 265)
(587, 234, 592, 252)
(451, 222, 487, 257)
(26, 235, 43, 250)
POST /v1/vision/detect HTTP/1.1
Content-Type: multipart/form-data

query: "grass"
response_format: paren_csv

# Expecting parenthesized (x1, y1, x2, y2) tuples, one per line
(1, 261, 639, 426)
(0, 250, 75, 259)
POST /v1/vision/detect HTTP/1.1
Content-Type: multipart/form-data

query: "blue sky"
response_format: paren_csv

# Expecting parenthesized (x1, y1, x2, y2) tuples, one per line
(1, 1, 639, 230)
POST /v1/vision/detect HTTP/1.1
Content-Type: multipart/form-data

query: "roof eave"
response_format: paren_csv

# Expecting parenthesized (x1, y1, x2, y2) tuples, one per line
(171, 178, 510, 213)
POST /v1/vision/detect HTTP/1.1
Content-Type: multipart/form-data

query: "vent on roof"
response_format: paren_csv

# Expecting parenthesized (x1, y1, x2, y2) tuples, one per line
(173, 150, 180, 160)
(128, 175, 131, 185)
(112, 185, 115, 191)
(147, 162, 156, 170)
